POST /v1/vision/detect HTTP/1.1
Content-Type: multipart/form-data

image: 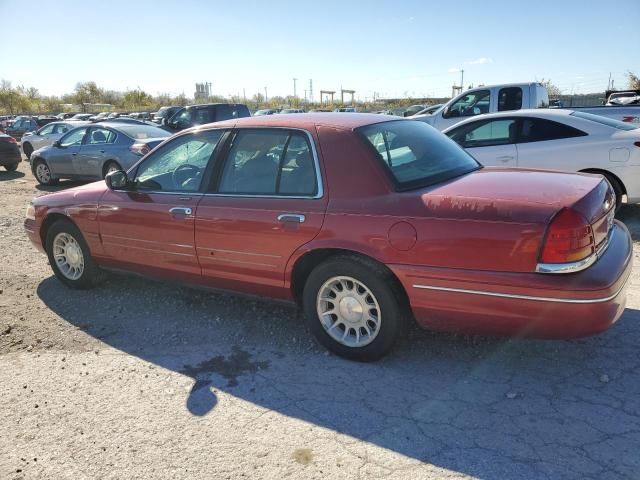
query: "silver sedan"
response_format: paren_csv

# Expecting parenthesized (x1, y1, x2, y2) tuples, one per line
(21, 121, 90, 159)
(29, 122, 171, 186)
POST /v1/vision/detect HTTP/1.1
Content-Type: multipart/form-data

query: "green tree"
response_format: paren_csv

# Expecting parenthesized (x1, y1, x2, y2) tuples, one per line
(540, 78, 562, 96)
(123, 89, 153, 110)
(627, 71, 640, 89)
(73, 81, 103, 111)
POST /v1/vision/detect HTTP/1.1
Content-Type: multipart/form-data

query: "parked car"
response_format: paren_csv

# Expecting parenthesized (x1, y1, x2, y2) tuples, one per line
(165, 103, 251, 132)
(56, 112, 80, 120)
(334, 107, 356, 112)
(152, 106, 181, 125)
(442, 109, 640, 206)
(415, 104, 444, 115)
(280, 108, 305, 114)
(71, 113, 94, 121)
(0, 133, 21, 171)
(605, 89, 640, 106)
(29, 122, 170, 185)
(24, 114, 632, 361)
(4, 116, 56, 140)
(21, 121, 90, 159)
(374, 110, 394, 115)
(403, 104, 426, 117)
(254, 109, 279, 116)
(89, 112, 111, 122)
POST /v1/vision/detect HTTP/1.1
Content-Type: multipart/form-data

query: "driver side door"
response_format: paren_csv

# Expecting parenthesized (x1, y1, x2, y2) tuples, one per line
(97, 129, 226, 278)
(47, 127, 88, 177)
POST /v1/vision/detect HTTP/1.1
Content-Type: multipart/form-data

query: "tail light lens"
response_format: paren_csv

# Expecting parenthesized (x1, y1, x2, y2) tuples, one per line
(540, 208, 595, 264)
(130, 143, 150, 156)
(622, 116, 638, 123)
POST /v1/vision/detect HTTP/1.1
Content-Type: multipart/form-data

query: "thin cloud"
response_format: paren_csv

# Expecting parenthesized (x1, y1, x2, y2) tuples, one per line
(465, 57, 493, 65)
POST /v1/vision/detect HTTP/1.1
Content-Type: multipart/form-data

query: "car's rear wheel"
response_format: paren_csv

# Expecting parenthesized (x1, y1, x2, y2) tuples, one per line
(303, 256, 407, 361)
(103, 161, 122, 178)
(33, 159, 58, 186)
(45, 220, 104, 289)
(4, 163, 18, 171)
(23, 142, 33, 159)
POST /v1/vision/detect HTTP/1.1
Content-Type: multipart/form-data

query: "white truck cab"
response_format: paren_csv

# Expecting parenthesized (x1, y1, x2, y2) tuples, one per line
(414, 83, 549, 130)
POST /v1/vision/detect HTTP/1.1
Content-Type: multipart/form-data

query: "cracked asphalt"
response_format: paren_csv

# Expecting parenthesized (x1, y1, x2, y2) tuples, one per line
(2, 161, 640, 479)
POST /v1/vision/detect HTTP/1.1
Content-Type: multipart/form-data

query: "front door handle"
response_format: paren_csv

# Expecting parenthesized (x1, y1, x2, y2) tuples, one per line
(277, 213, 305, 223)
(169, 207, 192, 215)
(497, 155, 514, 162)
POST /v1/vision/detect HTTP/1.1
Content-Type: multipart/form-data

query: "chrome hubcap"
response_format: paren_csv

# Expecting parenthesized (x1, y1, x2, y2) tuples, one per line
(106, 165, 118, 175)
(36, 163, 50, 183)
(53, 233, 84, 280)
(316, 276, 381, 348)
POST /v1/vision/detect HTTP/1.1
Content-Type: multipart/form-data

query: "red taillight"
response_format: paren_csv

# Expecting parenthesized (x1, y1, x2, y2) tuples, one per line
(540, 208, 595, 264)
(130, 143, 150, 156)
(622, 116, 637, 123)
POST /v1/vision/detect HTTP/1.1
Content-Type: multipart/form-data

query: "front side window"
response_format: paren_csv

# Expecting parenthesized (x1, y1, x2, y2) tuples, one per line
(498, 87, 522, 111)
(359, 120, 480, 190)
(59, 127, 88, 147)
(445, 90, 491, 118)
(53, 124, 70, 135)
(37, 124, 55, 135)
(447, 119, 517, 148)
(519, 118, 587, 143)
(88, 128, 116, 144)
(134, 130, 223, 192)
(218, 129, 317, 196)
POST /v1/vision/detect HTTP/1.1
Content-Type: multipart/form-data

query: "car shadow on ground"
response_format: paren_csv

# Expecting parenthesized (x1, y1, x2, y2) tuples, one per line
(0, 170, 25, 180)
(36, 273, 640, 479)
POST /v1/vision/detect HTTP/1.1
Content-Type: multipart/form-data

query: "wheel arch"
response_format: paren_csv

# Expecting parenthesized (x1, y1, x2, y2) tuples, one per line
(40, 213, 78, 252)
(289, 247, 411, 312)
(579, 168, 627, 195)
(102, 159, 122, 177)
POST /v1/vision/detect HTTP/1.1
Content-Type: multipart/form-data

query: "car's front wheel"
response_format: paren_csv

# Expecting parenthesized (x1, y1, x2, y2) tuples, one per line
(45, 220, 104, 289)
(33, 159, 58, 186)
(303, 256, 407, 361)
(103, 161, 122, 178)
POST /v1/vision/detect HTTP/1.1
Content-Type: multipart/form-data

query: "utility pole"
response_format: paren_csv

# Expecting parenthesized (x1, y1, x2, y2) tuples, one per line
(607, 72, 612, 91)
(243, 88, 246, 101)
(264, 87, 268, 102)
(309, 79, 313, 103)
(293, 78, 297, 98)
(460, 69, 465, 91)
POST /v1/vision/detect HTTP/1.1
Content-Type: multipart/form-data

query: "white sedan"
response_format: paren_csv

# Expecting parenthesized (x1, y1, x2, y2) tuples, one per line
(442, 109, 640, 205)
(20, 120, 89, 159)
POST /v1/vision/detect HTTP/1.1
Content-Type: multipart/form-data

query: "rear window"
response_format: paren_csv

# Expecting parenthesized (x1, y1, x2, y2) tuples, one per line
(358, 120, 480, 190)
(570, 111, 638, 131)
(116, 124, 171, 139)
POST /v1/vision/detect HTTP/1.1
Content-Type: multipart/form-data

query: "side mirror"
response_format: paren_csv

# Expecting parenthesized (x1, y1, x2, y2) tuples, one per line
(105, 170, 129, 190)
(53, 140, 61, 148)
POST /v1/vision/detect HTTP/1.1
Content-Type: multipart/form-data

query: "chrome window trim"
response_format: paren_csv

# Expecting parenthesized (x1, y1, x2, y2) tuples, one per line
(535, 224, 615, 274)
(215, 126, 324, 200)
(412, 269, 630, 304)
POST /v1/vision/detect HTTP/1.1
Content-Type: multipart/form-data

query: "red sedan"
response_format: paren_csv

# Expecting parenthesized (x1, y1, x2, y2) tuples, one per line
(24, 114, 632, 361)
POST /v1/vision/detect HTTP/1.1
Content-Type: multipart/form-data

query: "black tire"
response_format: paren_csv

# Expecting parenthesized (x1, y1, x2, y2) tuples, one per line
(302, 255, 408, 361)
(33, 158, 58, 186)
(4, 163, 18, 171)
(45, 220, 105, 289)
(23, 142, 33, 159)
(103, 161, 122, 178)
(603, 173, 624, 212)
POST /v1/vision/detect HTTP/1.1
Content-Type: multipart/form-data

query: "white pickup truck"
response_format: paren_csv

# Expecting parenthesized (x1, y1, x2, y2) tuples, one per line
(414, 82, 640, 130)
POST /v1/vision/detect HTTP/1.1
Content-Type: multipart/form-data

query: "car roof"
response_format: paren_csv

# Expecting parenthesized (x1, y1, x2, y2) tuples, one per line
(441, 109, 577, 131)
(212, 113, 392, 131)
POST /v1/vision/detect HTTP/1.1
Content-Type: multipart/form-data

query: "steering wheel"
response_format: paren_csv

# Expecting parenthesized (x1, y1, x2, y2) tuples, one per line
(172, 164, 200, 188)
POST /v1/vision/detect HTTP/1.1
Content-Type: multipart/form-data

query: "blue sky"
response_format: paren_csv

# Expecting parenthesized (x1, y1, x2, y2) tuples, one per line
(1, 0, 638, 100)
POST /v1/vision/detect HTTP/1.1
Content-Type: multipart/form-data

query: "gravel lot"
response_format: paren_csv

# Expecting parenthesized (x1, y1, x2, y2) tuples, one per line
(2, 160, 640, 479)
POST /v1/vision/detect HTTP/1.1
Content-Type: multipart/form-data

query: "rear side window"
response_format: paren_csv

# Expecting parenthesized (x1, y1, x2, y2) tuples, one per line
(359, 120, 479, 190)
(217, 129, 317, 196)
(88, 128, 116, 144)
(215, 105, 250, 121)
(447, 119, 517, 147)
(519, 118, 587, 143)
(498, 87, 522, 111)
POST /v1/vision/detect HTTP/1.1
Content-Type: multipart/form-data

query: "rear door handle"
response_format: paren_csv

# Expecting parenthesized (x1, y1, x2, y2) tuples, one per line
(497, 155, 514, 162)
(169, 207, 192, 215)
(277, 213, 305, 223)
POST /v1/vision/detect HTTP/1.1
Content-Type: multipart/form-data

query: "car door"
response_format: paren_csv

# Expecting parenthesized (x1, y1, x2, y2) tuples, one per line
(514, 117, 589, 171)
(78, 127, 117, 177)
(46, 127, 88, 177)
(194, 128, 327, 296)
(446, 118, 518, 167)
(97, 129, 225, 277)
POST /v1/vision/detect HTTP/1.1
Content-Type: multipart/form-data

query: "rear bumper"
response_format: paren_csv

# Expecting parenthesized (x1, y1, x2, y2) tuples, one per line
(390, 220, 632, 339)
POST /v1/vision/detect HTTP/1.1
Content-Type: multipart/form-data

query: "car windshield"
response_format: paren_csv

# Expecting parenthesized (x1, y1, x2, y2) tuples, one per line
(358, 120, 480, 190)
(115, 124, 171, 139)
(571, 111, 638, 131)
